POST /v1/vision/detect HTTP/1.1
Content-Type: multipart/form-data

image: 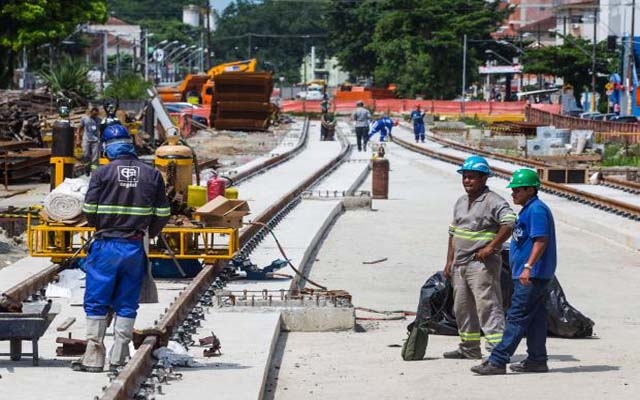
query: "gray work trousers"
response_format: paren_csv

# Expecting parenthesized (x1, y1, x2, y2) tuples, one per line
(82, 139, 100, 171)
(451, 257, 504, 356)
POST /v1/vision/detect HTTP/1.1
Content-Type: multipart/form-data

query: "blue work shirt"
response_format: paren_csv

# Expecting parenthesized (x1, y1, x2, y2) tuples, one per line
(509, 196, 557, 279)
(410, 110, 425, 126)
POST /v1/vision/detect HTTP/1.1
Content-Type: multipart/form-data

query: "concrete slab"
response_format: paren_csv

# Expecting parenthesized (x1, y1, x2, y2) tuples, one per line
(161, 312, 281, 400)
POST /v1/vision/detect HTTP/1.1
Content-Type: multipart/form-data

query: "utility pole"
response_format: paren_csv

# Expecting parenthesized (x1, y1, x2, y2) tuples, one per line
(204, 0, 212, 71)
(144, 29, 149, 81)
(591, 4, 598, 112)
(627, 0, 636, 115)
(462, 34, 467, 115)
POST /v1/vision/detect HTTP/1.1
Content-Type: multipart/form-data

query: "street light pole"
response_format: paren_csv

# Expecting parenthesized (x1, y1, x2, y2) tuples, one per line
(462, 34, 467, 115)
(626, 0, 635, 115)
(591, 6, 598, 112)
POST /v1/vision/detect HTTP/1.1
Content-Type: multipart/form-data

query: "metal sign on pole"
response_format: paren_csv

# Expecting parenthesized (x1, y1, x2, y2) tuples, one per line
(153, 48, 164, 63)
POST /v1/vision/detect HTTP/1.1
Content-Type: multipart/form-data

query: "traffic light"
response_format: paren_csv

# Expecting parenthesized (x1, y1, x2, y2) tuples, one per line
(607, 35, 617, 50)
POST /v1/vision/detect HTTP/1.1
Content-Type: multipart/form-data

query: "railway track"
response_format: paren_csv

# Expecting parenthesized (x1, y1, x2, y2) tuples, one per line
(102, 120, 358, 399)
(391, 125, 640, 221)
(0, 117, 363, 399)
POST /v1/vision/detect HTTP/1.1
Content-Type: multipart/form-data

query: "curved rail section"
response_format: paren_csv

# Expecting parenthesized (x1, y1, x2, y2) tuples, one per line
(101, 121, 354, 399)
(391, 134, 640, 221)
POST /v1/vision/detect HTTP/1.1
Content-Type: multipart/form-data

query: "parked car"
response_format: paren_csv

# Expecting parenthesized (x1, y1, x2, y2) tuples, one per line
(592, 113, 617, 121)
(564, 109, 583, 117)
(164, 102, 209, 126)
(579, 111, 602, 120)
(608, 115, 639, 123)
(297, 90, 325, 100)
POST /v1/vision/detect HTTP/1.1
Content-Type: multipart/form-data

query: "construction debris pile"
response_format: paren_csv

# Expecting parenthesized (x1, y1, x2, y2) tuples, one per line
(0, 89, 56, 145)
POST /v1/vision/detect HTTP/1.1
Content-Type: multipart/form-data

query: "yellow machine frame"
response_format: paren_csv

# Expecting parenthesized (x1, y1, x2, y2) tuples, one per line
(27, 215, 239, 264)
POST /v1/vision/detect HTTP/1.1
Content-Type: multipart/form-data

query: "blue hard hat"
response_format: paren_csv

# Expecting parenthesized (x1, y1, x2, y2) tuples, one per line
(457, 155, 491, 175)
(101, 124, 131, 145)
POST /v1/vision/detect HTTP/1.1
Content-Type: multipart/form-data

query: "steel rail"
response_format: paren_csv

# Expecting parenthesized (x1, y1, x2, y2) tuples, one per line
(392, 135, 640, 220)
(101, 119, 353, 399)
(426, 130, 640, 195)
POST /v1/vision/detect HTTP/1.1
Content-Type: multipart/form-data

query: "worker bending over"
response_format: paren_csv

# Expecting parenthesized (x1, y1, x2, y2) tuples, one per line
(368, 114, 395, 143)
(73, 125, 170, 373)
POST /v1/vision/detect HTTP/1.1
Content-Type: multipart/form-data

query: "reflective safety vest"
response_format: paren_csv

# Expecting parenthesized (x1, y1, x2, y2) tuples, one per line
(83, 155, 170, 238)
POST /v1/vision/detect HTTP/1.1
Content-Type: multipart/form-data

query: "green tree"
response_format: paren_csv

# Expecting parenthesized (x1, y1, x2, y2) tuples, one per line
(104, 72, 152, 99)
(326, 0, 511, 99)
(212, 0, 329, 84)
(325, 1, 379, 80)
(0, 0, 107, 88)
(522, 36, 619, 108)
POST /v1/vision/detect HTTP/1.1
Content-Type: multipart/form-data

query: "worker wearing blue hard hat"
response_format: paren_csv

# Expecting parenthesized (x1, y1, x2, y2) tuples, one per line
(73, 125, 170, 373)
(442, 155, 516, 360)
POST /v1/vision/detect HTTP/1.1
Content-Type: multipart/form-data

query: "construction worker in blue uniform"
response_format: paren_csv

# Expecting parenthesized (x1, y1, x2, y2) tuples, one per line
(73, 124, 170, 373)
(368, 114, 395, 143)
(443, 155, 516, 360)
(410, 104, 426, 143)
(472, 168, 557, 375)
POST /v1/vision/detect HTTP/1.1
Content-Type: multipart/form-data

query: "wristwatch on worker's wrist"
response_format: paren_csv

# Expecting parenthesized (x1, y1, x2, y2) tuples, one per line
(523, 263, 532, 271)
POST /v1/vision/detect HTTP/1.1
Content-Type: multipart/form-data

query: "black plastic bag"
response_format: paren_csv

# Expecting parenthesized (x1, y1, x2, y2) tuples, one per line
(414, 272, 458, 336)
(545, 277, 594, 338)
(414, 257, 594, 338)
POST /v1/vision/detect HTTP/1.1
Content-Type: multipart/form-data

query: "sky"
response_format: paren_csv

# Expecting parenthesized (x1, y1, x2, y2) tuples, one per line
(211, 0, 234, 13)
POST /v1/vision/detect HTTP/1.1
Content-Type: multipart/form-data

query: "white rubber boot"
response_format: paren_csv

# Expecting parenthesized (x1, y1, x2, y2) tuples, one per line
(72, 317, 107, 372)
(109, 316, 135, 369)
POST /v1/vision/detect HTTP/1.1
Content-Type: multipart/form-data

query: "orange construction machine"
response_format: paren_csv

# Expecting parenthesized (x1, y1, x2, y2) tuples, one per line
(157, 59, 258, 105)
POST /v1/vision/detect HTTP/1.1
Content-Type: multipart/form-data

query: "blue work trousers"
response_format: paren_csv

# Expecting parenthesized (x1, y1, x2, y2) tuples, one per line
(84, 238, 146, 319)
(413, 124, 425, 142)
(489, 278, 551, 366)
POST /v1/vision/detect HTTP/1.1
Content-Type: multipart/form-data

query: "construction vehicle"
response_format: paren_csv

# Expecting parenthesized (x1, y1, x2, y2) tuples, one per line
(156, 59, 258, 106)
(201, 59, 258, 105)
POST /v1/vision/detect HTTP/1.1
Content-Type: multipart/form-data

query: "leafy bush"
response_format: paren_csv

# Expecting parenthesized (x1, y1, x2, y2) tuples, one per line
(38, 55, 96, 105)
(104, 73, 152, 100)
(602, 143, 640, 166)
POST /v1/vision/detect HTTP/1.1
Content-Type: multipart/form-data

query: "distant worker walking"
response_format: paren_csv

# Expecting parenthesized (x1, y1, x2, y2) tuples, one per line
(472, 169, 557, 375)
(73, 125, 170, 373)
(352, 100, 372, 152)
(443, 155, 516, 360)
(410, 105, 426, 143)
(76, 106, 101, 174)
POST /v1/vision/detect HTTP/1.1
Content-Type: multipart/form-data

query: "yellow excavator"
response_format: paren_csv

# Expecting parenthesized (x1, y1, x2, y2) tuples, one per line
(157, 59, 258, 104)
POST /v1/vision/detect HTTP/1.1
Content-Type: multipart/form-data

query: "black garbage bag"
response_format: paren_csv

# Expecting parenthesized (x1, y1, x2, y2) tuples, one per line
(413, 250, 594, 339)
(545, 277, 594, 338)
(414, 272, 458, 336)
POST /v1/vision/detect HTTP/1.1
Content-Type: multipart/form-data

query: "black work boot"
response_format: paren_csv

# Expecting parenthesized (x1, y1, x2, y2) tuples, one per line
(509, 359, 549, 373)
(443, 348, 482, 360)
(471, 360, 506, 375)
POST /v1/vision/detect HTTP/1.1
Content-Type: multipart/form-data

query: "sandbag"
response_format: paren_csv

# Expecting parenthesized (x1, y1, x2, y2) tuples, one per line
(44, 176, 90, 221)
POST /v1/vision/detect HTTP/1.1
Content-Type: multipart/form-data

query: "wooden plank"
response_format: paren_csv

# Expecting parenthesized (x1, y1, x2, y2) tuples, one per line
(56, 317, 76, 331)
